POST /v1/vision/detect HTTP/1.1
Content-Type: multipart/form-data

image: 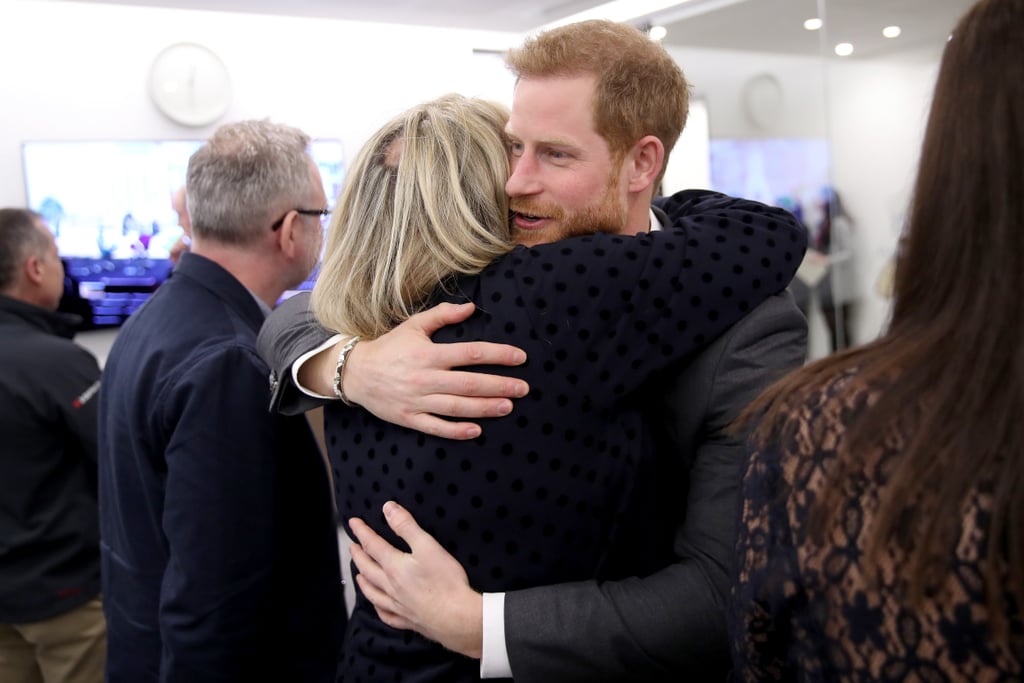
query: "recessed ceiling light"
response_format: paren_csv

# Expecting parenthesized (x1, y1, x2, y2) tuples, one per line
(649, 25, 667, 41)
(883, 25, 902, 38)
(804, 17, 823, 30)
(543, 0, 705, 29)
(835, 42, 854, 57)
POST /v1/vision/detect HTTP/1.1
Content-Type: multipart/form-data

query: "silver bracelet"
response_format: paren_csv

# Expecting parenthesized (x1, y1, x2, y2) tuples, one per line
(332, 336, 360, 406)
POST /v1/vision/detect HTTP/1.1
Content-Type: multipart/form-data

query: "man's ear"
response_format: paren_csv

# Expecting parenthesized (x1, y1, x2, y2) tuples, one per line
(626, 135, 665, 194)
(23, 254, 45, 286)
(274, 210, 301, 259)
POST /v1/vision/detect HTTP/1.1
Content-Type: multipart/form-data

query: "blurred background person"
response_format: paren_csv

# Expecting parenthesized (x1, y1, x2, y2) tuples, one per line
(812, 187, 858, 351)
(57, 257, 96, 333)
(730, 0, 1024, 679)
(0, 208, 105, 683)
(790, 187, 858, 354)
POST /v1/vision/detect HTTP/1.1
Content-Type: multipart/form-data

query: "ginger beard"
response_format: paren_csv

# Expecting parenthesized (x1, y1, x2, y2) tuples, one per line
(510, 162, 628, 246)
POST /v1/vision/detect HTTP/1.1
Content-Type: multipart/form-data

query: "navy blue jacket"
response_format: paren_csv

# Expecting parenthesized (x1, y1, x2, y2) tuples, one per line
(98, 253, 343, 683)
(0, 295, 101, 622)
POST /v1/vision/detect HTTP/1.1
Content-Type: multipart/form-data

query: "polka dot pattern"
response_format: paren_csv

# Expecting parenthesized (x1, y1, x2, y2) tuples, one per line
(328, 189, 806, 682)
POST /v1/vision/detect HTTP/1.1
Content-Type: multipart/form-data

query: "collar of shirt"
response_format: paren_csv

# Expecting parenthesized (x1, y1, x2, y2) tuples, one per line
(649, 207, 663, 232)
(249, 290, 272, 319)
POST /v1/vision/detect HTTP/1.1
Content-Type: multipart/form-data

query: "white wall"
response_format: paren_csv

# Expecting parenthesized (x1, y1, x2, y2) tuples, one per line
(669, 45, 829, 140)
(824, 57, 938, 341)
(0, 0, 520, 207)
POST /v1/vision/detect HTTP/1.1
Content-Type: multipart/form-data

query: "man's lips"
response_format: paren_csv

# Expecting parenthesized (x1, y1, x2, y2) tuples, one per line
(511, 211, 550, 230)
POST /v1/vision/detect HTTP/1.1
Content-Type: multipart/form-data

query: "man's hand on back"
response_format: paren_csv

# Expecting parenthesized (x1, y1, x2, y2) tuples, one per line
(349, 501, 484, 658)
(342, 302, 530, 440)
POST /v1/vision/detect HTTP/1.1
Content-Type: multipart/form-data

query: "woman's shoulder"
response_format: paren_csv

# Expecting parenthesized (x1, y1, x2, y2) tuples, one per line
(762, 366, 880, 476)
(477, 232, 669, 277)
(809, 366, 873, 412)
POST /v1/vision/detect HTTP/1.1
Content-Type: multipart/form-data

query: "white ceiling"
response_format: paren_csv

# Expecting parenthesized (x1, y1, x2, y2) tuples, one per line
(663, 0, 972, 59)
(64, 0, 974, 59)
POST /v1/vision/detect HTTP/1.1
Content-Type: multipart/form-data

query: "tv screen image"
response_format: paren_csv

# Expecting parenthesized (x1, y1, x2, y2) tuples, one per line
(709, 137, 830, 226)
(22, 138, 346, 326)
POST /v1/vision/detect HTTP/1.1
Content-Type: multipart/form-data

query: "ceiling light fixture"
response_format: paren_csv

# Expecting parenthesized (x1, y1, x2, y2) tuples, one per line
(539, 0, 752, 31)
(882, 25, 902, 38)
(649, 25, 668, 40)
(803, 18, 823, 31)
(834, 42, 854, 56)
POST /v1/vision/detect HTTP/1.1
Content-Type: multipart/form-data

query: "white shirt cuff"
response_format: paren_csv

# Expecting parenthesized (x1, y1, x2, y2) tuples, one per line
(480, 592, 511, 678)
(292, 333, 346, 399)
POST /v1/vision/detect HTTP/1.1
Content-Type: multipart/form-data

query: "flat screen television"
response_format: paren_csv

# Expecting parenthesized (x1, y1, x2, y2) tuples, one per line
(708, 137, 829, 226)
(21, 138, 346, 327)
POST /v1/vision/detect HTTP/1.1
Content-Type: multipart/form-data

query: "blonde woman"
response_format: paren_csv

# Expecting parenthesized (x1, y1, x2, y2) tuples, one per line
(313, 94, 805, 682)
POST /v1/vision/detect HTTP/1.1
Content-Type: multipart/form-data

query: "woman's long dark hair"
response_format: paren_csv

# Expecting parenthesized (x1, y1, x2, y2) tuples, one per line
(742, 0, 1024, 639)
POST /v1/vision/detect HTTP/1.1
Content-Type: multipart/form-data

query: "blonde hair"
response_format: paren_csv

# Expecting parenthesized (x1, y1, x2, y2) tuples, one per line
(312, 95, 513, 338)
(506, 20, 689, 179)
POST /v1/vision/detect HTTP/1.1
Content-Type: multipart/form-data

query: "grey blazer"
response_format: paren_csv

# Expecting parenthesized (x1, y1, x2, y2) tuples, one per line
(257, 290, 806, 683)
(259, 291, 330, 416)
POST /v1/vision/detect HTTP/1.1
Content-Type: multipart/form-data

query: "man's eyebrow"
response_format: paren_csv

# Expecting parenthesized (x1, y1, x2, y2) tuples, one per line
(504, 131, 582, 150)
(539, 137, 579, 148)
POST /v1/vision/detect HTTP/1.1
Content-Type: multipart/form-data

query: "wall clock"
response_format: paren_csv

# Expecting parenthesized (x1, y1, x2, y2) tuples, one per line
(741, 72, 784, 131)
(148, 42, 232, 127)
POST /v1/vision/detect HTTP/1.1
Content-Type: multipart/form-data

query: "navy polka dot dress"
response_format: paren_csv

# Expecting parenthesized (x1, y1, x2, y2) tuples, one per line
(325, 189, 806, 683)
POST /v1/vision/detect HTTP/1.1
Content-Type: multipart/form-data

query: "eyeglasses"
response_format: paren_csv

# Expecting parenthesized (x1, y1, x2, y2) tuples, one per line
(270, 208, 331, 231)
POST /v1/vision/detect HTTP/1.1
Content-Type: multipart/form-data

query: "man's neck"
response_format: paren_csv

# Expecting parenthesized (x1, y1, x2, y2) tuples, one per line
(622, 190, 655, 236)
(190, 242, 285, 309)
(0, 284, 52, 311)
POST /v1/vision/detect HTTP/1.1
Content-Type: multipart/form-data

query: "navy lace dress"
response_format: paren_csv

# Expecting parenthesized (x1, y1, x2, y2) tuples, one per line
(731, 370, 1024, 682)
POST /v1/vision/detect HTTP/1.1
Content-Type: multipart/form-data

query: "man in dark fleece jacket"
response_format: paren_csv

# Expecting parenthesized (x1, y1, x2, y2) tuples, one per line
(0, 207, 104, 683)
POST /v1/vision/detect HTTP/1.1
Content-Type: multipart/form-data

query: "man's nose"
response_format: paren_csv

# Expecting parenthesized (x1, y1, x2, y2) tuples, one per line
(505, 155, 540, 198)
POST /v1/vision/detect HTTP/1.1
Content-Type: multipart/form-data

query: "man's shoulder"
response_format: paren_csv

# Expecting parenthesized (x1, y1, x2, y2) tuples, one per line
(690, 292, 806, 372)
(0, 320, 98, 370)
(132, 274, 224, 320)
(122, 278, 257, 345)
(724, 291, 806, 338)
(108, 286, 264, 394)
(660, 291, 807, 444)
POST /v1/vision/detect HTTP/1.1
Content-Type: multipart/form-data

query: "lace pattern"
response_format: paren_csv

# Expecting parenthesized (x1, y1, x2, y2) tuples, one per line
(730, 371, 1024, 681)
